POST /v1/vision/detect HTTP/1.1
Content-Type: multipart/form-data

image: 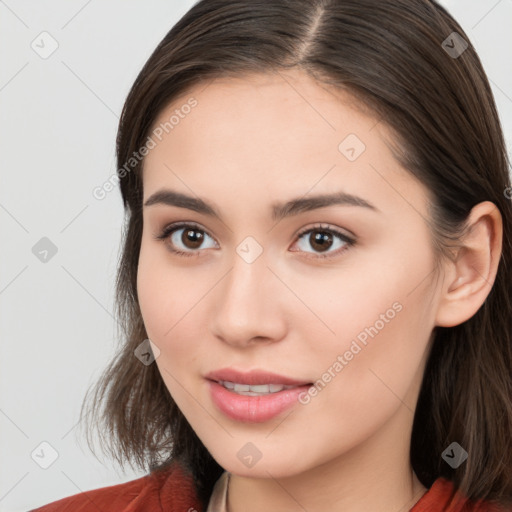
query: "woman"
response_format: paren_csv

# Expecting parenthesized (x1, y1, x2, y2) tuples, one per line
(33, 0, 512, 510)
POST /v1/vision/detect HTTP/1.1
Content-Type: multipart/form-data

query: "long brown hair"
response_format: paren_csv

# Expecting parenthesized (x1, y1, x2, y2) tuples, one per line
(80, 0, 512, 508)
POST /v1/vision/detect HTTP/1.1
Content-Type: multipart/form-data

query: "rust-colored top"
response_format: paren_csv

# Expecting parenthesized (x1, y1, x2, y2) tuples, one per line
(31, 462, 507, 512)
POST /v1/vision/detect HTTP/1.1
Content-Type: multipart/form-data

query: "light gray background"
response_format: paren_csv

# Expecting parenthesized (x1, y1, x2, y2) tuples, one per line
(1, 1, 511, 510)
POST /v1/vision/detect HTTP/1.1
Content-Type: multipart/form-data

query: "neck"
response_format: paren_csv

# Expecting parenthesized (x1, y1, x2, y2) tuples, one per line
(226, 403, 428, 512)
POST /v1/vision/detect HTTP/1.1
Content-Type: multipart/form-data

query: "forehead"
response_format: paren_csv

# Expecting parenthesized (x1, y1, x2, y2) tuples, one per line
(142, 70, 430, 221)
(150, 69, 379, 145)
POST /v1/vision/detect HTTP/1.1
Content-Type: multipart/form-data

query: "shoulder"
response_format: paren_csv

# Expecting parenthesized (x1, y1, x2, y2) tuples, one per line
(31, 461, 203, 512)
(411, 478, 509, 512)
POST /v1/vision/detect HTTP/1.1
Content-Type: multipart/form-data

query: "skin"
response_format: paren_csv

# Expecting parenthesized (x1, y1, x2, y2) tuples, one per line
(137, 69, 502, 512)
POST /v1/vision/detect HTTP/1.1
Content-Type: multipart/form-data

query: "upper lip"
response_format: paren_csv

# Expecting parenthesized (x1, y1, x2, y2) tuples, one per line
(205, 368, 312, 386)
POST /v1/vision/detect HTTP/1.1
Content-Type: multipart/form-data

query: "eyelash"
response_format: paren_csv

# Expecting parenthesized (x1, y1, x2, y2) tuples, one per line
(154, 221, 356, 260)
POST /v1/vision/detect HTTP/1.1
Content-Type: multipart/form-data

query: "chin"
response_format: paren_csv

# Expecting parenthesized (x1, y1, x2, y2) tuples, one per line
(210, 449, 311, 479)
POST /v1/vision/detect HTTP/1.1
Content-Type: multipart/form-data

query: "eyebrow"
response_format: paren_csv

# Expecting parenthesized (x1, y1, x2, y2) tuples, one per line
(143, 188, 379, 222)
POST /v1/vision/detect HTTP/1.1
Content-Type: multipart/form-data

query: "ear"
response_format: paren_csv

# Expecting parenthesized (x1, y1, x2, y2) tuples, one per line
(435, 201, 503, 328)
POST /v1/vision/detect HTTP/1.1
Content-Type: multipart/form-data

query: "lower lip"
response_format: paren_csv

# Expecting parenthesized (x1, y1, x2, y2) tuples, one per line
(208, 380, 312, 423)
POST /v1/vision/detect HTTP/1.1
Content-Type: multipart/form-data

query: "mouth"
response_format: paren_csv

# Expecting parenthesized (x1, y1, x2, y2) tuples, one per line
(215, 380, 301, 396)
(205, 368, 312, 388)
(204, 368, 313, 422)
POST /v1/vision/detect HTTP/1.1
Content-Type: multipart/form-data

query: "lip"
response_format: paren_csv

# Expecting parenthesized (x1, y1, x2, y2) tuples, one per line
(205, 368, 311, 386)
(205, 368, 313, 423)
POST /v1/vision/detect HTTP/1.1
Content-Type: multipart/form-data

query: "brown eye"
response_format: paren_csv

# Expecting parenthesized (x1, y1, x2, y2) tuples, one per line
(181, 228, 204, 249)
(292, 224, 355, 259)
(308, 231, 334, 252)
(155, 222, 218, 256)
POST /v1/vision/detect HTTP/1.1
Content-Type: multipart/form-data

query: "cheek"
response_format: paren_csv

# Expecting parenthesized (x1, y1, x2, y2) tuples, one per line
(137, 240, 182, 331)
(137, 257, 203, 409)
(137, 242, 211, 363)
(137, 247, 169, 340)
(291, 293, 433, 452)
(283, 252, 419, 348)
(308, 272, 435, 424)
(293, 241, 436, 382)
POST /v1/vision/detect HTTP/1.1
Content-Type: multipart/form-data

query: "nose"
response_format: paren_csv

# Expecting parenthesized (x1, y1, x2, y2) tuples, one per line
(211, 245, 288, 349)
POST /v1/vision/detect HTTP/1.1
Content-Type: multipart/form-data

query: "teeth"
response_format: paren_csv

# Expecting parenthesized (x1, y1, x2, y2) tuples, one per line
(219, 381, 296, 395)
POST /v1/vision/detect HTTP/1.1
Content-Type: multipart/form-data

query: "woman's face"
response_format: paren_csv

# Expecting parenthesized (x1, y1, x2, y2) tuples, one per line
(137, 69, 445, 478)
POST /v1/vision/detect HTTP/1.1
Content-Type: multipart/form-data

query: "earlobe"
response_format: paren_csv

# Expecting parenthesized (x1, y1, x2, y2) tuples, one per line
(435, 201, 503, 328)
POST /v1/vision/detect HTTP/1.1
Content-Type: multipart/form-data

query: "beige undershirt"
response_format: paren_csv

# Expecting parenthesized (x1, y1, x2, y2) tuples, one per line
(206, 471, 230, 512)
(205, 471, 430, 511)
